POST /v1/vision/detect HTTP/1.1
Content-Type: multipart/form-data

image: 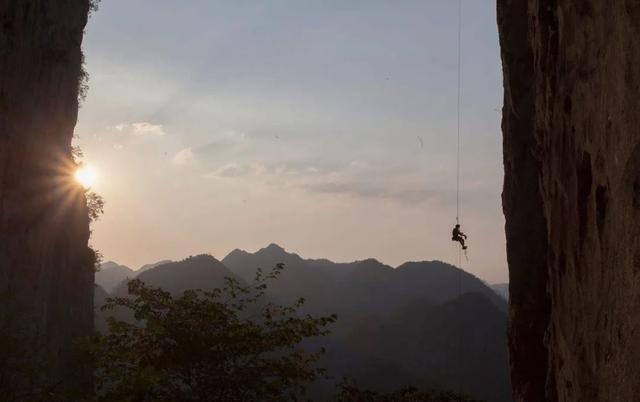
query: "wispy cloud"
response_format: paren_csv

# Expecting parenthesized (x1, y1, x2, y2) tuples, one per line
(303, 180, 438, 204)
(172, 147, 196, 166)
(201, 158, 439, 204)
(193, 131, 248, 156)
(203, 163, 259, 178)
(114, 122, 166, 137)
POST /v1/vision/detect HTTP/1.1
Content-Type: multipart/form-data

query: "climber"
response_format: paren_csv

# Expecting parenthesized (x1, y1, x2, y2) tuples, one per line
(452, 224, 467, 250)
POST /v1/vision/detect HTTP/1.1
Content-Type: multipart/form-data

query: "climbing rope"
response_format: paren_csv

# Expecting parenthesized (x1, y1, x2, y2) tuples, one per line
(455, 0, 464, 396)
(454, 0, 463, 261)
(456, 0, 462, 225)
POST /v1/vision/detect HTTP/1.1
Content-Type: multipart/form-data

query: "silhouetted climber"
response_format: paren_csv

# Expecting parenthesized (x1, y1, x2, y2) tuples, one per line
(452, 224, 467, 250)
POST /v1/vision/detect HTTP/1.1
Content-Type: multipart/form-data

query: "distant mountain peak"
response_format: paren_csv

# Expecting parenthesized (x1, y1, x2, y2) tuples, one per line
(228, 248, 248, 255)
(351, 258, 393, 271)
(184, 254, 220, 263)
(358, 257, 385, 265)
(265, 243, 285, 252)
(96, 261, 134, 293)
(396, 260, 460, 272)
(100, 261, 132, 271)
(255, 243, 298, 259)
(137, 259, 172, 273)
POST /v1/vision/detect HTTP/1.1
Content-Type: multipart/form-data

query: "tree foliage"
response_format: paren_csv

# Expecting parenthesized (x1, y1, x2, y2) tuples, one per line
(336, 383, 482, 402)
(86, 191, 104, 223)
(85, 265, 337, 402)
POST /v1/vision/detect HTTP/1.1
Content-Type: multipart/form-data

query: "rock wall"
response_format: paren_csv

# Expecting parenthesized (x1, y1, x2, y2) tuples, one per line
(0, 0, 93, 397)
(498, 1, 640, 401)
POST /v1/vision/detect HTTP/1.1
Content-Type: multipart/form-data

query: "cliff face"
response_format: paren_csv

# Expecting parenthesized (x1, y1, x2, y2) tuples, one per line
(498, 1, 640, 401)
(0, 0, 93, 396)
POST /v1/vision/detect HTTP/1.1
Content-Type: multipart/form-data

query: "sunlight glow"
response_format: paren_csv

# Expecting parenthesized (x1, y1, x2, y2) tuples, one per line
(75, 166, 97, 189)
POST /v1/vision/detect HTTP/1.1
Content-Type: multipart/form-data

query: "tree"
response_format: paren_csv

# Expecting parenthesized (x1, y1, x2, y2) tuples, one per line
(85, 265, 336, 402)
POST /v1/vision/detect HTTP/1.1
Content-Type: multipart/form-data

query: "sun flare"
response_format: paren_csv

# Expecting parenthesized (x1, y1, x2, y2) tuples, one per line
(75, 166, 97, 189)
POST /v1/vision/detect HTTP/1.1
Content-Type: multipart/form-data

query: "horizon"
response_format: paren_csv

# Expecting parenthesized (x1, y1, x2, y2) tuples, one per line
(102, 242, 507, 284)
(77, 0, 507, 283)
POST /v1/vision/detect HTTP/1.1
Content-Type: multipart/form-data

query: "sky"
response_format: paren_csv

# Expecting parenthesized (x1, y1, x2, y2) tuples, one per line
(76, 0, 507, 283)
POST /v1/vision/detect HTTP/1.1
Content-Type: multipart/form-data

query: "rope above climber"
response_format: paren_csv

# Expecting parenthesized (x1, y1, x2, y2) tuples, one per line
(452, 224, 468, 250)
(452, 0, 465, 256)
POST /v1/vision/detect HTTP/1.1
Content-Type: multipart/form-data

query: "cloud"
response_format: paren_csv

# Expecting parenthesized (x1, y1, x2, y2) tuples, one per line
(304, 180, 438, 204)
(113, 122, 166, 137)
(203, 163, 258, 178)
(199, 157, 440, 204)
(307, 182, 385, 198)
(262, 160, 340, 177)
(193, 131, 248, 156)
(172, 147, 196, 166)
(234, 159, 438, 204)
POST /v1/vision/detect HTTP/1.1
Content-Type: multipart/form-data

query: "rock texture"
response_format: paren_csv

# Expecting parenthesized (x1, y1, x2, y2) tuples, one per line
(498, 1, 640, 401)
(0, 0, 93, 397)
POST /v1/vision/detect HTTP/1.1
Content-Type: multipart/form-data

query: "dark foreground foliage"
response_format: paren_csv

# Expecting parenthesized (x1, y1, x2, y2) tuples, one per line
(336, 383, 483, 402)
(84, 264, 337, 402)
(2, 262, 485, 401)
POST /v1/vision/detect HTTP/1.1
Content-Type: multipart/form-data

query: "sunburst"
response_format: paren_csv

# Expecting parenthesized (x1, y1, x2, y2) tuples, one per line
(74, 166, 97, 189)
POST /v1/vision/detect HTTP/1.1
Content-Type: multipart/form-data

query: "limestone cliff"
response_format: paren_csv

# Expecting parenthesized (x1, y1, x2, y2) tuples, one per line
(0, 0, 93, 397)
(498, 1, 640, 401)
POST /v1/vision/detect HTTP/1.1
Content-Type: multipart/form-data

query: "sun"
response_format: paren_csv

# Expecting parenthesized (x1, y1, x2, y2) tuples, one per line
(74, 166, 97, 189)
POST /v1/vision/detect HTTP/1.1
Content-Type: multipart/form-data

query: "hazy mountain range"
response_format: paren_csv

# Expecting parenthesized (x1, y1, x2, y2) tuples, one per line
(96, 259, 171, 292)
(95, 244, 511, 402)
(491, 283, 509, 300)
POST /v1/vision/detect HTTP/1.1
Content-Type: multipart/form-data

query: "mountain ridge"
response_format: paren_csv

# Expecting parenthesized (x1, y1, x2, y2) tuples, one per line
(96, 244, 510, 401)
